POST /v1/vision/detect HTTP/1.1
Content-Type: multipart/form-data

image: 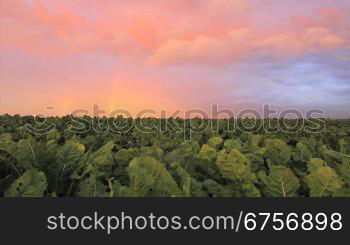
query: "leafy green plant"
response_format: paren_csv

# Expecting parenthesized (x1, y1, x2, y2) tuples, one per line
(264, 139, 292, 166)
(258, 165, 299, 197)
(0, 115, 349, 197)
(5, 170, 47, 197)
(305, 160, 343, 197)
(127, 156, 182, 197)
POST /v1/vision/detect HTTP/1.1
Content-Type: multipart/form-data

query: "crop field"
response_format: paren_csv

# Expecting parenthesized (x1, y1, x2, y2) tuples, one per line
(0, 115, 349, 197)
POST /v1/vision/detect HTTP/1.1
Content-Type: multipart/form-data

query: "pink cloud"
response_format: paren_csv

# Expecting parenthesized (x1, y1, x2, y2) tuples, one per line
(0, 0, 349, 63)
(149, 6, 350, 65)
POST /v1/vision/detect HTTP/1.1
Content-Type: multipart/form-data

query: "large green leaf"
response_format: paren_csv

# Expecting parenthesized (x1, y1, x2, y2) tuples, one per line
(216, 149, 253, 182)
(90, 141, 116, 167)
(127, 156, 182, 197)
(307, 158, 326, 173)
(264, 139, 291, 166)
(5, 170, 47, 197)
(198, 144, 217, 162)
(258, 166, 299, 197)
(57, 141, 85, 172)
(16, 138, 39, 170)
(51, 141, 86, 194)
(207, 136, 223, 149)
(77, 172, 109, 197)
(249, 134, 262, 152)
(305, 166, 343, 197)
(0, 133, 17, 155)
(1, 134, 35, 172)
(77, 141, 116, 179)
(292, 142, 312, 162)
(224, 139, 242, 153)
(165, 140, 200, 167)
(321, 147, 350, 167)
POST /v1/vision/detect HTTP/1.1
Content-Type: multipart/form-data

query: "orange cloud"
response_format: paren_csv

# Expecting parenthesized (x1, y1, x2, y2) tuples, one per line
(148, 27, 255, 65)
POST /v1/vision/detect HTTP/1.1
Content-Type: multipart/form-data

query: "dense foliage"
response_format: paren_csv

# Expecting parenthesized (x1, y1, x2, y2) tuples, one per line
(0, 114, 349, 197)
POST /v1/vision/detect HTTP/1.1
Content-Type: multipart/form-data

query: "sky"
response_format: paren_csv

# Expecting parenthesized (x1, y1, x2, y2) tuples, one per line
(0, 0, 349, 118)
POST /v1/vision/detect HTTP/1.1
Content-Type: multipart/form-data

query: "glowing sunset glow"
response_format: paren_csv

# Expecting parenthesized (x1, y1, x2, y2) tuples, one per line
(0, 0, 349, 117)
